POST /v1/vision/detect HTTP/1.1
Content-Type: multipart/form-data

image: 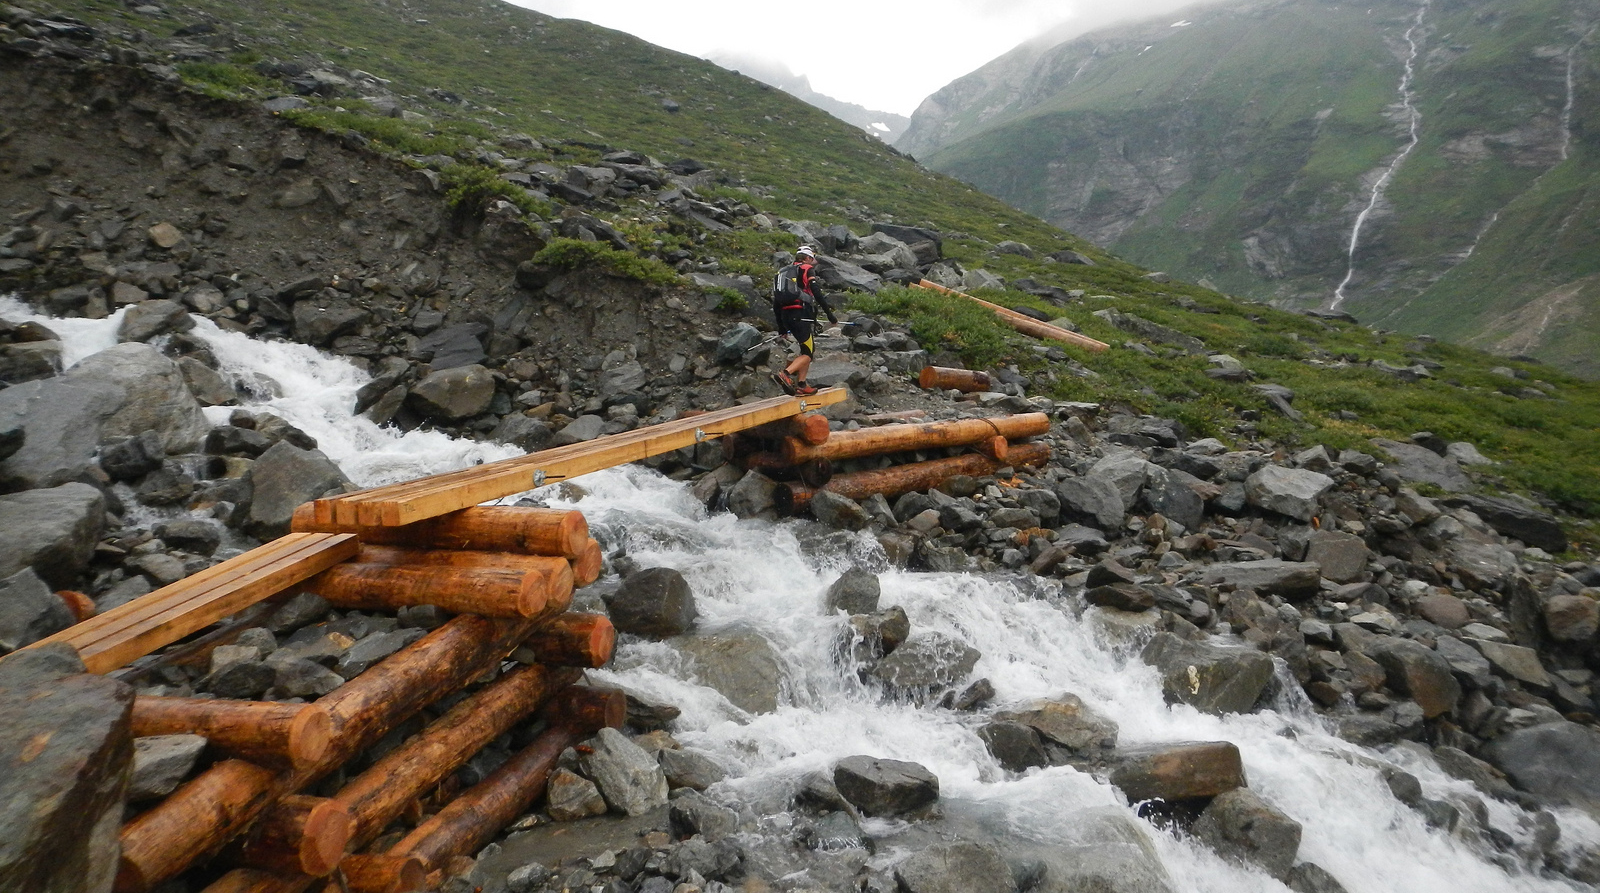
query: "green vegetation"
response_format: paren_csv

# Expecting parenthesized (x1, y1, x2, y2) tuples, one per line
(175, 60, 276, 99)
(532, 239, 682, 287)
(440, 164, 553, 219)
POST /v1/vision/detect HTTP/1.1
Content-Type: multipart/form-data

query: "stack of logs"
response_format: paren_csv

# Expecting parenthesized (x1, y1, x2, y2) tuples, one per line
(721, 406, 1053, 515)
(115, 505, 623, 893)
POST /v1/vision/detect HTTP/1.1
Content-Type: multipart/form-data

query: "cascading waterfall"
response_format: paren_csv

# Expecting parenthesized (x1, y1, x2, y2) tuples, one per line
(1330, 1, 1431, 312)
(1561, 25, 1597, 162)
(7, 295, 1600, 891)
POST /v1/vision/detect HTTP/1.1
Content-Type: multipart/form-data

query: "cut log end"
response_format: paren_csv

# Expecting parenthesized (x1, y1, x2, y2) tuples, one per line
(301, 800, 356, 876)
(338, 853, 428, 893)
(571, 539, 602, 588)
(286, 708, 333, 769)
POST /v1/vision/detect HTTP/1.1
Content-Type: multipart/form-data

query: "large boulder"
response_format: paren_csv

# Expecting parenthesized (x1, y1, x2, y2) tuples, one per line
(833, 755, 938, 816)
(1371, 439, 1472, 492)
(1109, 741, 1246, 804)
(824, 568, 881, 615)
(0, 483, 105, 588)
(1054, 475, 1126, 531)
(1443, 494, 1566, 553)
(671, 624, 783, 714)
(606, 567, 697, 638)
(243, 443, 351, 540)
(0, 644, 134, 893)
(867, 631, 980, 695)
(416, 323, 488, 370)
(1141, 632, 1275, 715)
(0, 343, 208, 491)
(0, 568, 75, 655)
(116, 299, 194, 343)
(577, 727, 669, 816)
(1031, 807, 1177, 893)
(407, 364, 496, 422)
(1200, 560, 1322, 600)
(994, 694, 1118, 759)
(1245, 466, 1334, 522)
(1304, 530, 1371, 584)
(1481, 721, 1600, 811)
(1364, 639, 1461, 718)
(894, 841, 1014, 893)
(1193, 788, 1302, 880)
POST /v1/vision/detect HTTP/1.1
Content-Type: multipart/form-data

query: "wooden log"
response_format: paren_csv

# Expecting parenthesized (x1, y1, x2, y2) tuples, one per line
(542, 684, 628, 733)
(976, 434, 1009, 462)
(201, 869, 295, 893)
(291, 505, 590, 559)
(132, 698, 333, 770)
(334, 854, 427, 893)
(774, 441, 1052, 514)
(117, 760, 280, 893)
(571, 538, 603, 587)
(307, 564, 559, 618)
(919, 366, 991, 392)
(913, 280, 1108, 352)
(387, 727, 575, 875)
(57, 589, 96, 621)
(326, 663, 580, 845)
(747, 412, 830, 446)
(779, 413, 1051, 465)
(521, 613, 616, 669)
(116, 603, 279, 684)
(354, 545, 575, 595)
(237, 795, 354, 877)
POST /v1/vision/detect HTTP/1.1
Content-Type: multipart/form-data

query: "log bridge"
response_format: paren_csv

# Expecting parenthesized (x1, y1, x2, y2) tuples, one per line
(21, 389, 847, 893)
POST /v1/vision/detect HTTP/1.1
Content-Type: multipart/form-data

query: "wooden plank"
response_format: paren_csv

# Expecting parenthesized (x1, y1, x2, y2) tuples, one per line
(912, 280, 1109, 352)
(313, 389, 847, 528)
(29, 533, 358, 674)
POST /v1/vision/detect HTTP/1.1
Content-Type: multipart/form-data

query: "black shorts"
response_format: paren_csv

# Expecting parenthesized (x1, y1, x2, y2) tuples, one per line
(777, 307, 815, 357)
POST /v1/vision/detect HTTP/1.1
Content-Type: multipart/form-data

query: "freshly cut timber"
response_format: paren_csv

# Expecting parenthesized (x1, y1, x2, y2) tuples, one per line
(236, 795, 354, 877)
(913, 280, 1108, 352)
(542, 684, 628, 733)
(307, 563, 568, 619)
(521, 613, 617, 668)
(306, 389, 849, 527)
(29, 532, 358, 674)
(779, 413, 1051, 465)
(354, 545, 575, 594)
(335, 854, 427, 893)
(291, 505, 589, 559)
(383, 727, 577, 882)
(132, 698, 333, 770)
(918, 366, 991, 393)
(746, 412, 831, 445)
(117, 760, 280, 893)
(571, 538, 603, 587)
(775, 442, 1052, 513)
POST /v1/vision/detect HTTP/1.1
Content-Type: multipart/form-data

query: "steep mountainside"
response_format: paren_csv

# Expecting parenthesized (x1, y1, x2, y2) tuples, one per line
(706, 54, 909, 142)
(901, 0, 1600, 376)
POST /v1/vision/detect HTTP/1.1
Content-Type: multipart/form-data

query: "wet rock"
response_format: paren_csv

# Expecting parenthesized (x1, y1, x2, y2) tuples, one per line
(546, 768, 608, 821)
(578, 727, 669, 816)
(1108, 741, 1246, 803)
(243, 442, 351, 540)
(0, 483, 105, 588)
(668, 788, 738, 841)
(844, 606, 911, 663)
(825, 567, 880, 615)
(491, 414, 553, 452)
(867, 631, 979, 694)
(292, 298, 369, 346)
(129, 734, 207, 801)
(0, 567, 75, 654)
(811, 490, 869, 530)
(551, 414, 604, 446)
(894, 841, 1014, 893)
(994, 694, 1118, 758)
(178, 357, 236, 406)
(672, 624, 782, 714)
(1034, 806, 1177, 893)
(408, 364, 496, 422)
(658, 747, 727, 792)
(1200, 560, 1321, 600)
(155, 518, 223, 556)
(1481, 721, 1600, 811)
(1141, 632, 1275, 715)
(1287, 862, 1351, 893)
(661, 836, 743, 883)
(606, 567, 697, 637)
(1245, 466, 1334, 522)
(116, 298, 194, 343)
(978, 721, 1048, 771)
(1193, 788, 1302, 880)
(1086, 583, 1155, 612)
(0, 343, 208, 491)
(0, 644, 133, 893)
(726, 470, 777, 519)
(1365, 639, 1461, 718)
(416, 323, 488, 370)
(833, 755, 938, 816)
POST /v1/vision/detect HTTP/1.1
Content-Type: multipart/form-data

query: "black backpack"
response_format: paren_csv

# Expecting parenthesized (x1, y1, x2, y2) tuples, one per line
(773, 263, 806, 308)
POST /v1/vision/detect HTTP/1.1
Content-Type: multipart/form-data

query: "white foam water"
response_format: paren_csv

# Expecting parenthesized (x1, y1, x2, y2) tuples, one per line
(8, 296, 1596, 891)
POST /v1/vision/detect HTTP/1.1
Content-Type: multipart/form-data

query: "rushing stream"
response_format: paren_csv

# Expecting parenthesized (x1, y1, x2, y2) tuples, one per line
(5, 295, 1598, 891)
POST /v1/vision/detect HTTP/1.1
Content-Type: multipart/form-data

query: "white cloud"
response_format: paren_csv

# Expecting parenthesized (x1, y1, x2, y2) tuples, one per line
(504, 0, 1206, 115)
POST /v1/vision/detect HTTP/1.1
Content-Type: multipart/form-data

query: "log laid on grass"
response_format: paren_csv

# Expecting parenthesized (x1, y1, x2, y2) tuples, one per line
(913, 279, 1108, 352)
(236, 795, 354, 877)
(117, 760, 280, 893)
(308, 563, 565, 618)
(779, 413, 1050, 465)
(291, 505, 590, 559)
(918, 366, 991, 393)
(774, 441, 1052, 514)
(132, 698, 333, 770)
(521, 613, 617, 669)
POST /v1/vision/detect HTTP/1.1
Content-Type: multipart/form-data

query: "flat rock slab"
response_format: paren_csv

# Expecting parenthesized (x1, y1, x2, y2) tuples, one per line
(833, 755, 939, 817)
(894, 841, 1013, 893)
(1109, 741, 1246, 803)
(1200, 559, 1322, 600)
(1371, 439, 1472, 492)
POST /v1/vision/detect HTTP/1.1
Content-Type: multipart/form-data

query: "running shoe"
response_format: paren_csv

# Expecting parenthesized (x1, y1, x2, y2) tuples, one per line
(773, 371, 798, 395)
(795, 383, 818, 396)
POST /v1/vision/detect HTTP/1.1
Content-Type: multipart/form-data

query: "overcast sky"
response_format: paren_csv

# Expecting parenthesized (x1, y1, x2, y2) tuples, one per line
(504, 0, 1205, 117)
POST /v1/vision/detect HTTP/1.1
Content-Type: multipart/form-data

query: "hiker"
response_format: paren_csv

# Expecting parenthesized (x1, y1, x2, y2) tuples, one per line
(771, 245, 838, 396)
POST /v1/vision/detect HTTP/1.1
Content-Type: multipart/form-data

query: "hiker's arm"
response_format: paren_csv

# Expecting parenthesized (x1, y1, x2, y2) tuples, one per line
(815, 290, 838, 325)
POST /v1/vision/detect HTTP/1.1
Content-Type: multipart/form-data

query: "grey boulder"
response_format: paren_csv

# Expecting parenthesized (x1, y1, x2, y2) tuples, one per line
(578, 727, 669, 816)
(0, 483, 106, 588)
(833, 755, 938, 816)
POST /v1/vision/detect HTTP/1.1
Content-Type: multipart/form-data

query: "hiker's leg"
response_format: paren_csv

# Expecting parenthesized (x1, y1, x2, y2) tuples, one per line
(783, 314, 814, 377)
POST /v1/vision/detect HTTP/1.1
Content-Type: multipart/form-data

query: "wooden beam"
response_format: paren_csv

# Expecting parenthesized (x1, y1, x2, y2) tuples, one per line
(132, 698, 333, 770)
(291, 506, 590, 559)
(29, 533, 358, 674)
(521, 614, 616, 669)
(309, 389, 847, 528)
(912, 280, 1108, 352)
(779, 413, 1051, 465)
(775, 441, 1052, 513)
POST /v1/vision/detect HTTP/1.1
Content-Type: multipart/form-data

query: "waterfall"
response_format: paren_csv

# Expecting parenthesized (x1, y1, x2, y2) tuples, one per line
(1561, 25, 1597, 162)
(7, 294, 1599, 892)
(1331, 1, 1431, 312)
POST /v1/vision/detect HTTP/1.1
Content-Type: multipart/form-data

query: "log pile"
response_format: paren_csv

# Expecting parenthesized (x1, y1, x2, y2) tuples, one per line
(724, 411, 1055, 514)
(108, 504, 623, 893)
